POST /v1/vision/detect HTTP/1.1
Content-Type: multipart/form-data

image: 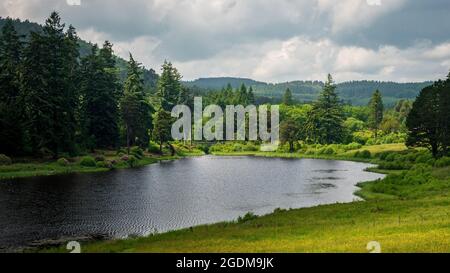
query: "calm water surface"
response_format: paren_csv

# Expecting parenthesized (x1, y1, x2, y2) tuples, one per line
(0, 156, 384, 249)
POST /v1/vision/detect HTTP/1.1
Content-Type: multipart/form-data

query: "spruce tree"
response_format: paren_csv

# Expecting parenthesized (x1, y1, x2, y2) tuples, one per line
(0, 19, 24, 155)
(120, 54, 152, 152)
(305, 74, 345, 144)
(157, 61, 182, 111)
(368, 90, 384, 138)
(22, 12, 79, 157)
(152, 108, 173, 154)
(282, 88, 294, 105)
(80, 41, 121, 149)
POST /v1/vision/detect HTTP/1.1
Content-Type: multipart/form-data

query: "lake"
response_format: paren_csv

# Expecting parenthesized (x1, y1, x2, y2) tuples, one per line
(0, 156, 384, 250)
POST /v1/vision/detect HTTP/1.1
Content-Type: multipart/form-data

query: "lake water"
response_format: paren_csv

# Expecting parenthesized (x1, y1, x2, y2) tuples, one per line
(0, 156, 384, 250)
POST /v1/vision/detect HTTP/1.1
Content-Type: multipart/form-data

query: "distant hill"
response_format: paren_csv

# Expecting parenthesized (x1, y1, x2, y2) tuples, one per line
(184, 77, 431, 106)
(1, 18, 432, 105)
(0, 17, 159, 92)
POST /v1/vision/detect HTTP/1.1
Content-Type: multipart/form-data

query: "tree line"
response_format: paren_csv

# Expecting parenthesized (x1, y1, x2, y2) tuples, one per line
(0, 13, 180, 158)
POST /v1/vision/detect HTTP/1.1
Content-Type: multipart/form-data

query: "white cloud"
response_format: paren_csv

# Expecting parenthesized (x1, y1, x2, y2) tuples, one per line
(1, 0, 449, 82)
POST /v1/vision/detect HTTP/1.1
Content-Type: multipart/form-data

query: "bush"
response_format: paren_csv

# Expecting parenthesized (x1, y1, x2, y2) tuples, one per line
(131, 147, 144, 159)
(127, 155, 138, 167)
(318, 146, 335, 155)
(354, 150, 371, 159)
(435, 157, 450, 168)
(345, 142, 362, 151)
(148, 142, 161, 154)
(237, 212, 258, 223)
(94, 155, 105, 162)
(378, 161, 409, 170)
(96, 161, 113, 169)
(79, 156, 96, 167)
(0, 154, 12, 165)
(57, 158, 69, 167)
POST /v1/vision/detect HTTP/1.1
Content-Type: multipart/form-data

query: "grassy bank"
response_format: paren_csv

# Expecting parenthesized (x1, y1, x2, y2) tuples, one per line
(38, 143, 450, 253)
(0, 147, 204, 180)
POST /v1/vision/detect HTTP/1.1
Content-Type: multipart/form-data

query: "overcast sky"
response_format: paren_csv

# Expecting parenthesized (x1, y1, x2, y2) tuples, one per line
(1, 0, 450, 83)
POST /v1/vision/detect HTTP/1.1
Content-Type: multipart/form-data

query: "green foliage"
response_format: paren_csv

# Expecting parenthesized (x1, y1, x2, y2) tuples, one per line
(368, 90, 384, 136)
(157, 61, 182, 111)
(148, 141, 161, 154)
(305, 74, 345, 144)
(406, 77, 450, 157)
(94, 155, 105, 162)
(280, 119, 301, 152)
(79, 156, 97, 167)
(282, 88, 294, 105)
(0, 154, 12, 165)
(152, 108, 173, 153)
(0, 19, 24, 155)
(22, 12, 80, 156)
(121, 54, 153, 150)
(80, 42, 121, 149)
(354, 150, 371, 159)
(127, 155, 138, 167)
(210, 142, 259, 153)
(435, 157, 450, 168)
(57, 158, 69, 167)
(130, 147, 144, 159)
(237, 212, 258, 224)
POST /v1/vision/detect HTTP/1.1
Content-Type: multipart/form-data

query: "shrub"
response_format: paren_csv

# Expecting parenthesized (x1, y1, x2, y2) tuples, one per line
(318, 147, 335, 155)
(127, 155, 138, 167)
(237, 212, 258, 223)
(96, 161, 113, 169)
(435, 157, 450, 168)
(0, 154, 12, 165)
(57, 158, 69, 167)
(80, 156, 96, 167)
(360, 150, 372, 158)
(148, 142, 161, 154)
(378, 161, 411, 170)
(131, 147, 144, 159)
(354, 150, 371, 159)
(94, 155, 105, 162)
(384, 153, 398, 162)
(345, 142, 362, 151)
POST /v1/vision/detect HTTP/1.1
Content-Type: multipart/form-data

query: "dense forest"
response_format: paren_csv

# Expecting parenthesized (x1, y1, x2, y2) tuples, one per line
(0, 13, 449, 163)
(185, 77, 432, 106)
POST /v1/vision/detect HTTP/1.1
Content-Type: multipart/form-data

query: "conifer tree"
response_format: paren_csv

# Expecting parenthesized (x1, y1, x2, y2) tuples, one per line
(0, 19, 24, 155)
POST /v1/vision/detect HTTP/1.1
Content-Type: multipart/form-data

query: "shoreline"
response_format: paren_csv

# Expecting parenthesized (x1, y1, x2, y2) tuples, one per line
(30, 152, 392, 253)
(0, 152, 204, 181)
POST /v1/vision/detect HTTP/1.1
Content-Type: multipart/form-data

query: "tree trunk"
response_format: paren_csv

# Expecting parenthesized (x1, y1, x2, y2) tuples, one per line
(159, 141, 163, 154)
(169, 143, 176, 156)
(289, 142, 294, 153)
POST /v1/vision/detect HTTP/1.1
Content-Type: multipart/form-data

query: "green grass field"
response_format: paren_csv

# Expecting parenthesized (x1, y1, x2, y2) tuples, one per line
(37, 143, 450, 253)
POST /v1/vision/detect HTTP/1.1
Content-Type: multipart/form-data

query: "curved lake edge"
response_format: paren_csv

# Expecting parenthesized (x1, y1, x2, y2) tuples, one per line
(19, 153, 388, 253)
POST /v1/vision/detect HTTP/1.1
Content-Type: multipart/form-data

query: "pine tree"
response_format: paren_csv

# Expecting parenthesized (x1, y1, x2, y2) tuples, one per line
(248, 86, 255, 105)
(152, 108, 173, 154)
(120, 54, 152, 153)
(22, 12, 79, 157)
(157, 60, 182, 111)
(80, 41, 121, 149)
(305, 74, 345, 144)
(0, 19, 24, 155)
(368, 90, 384, 138)
(282, 88, 294, 105)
